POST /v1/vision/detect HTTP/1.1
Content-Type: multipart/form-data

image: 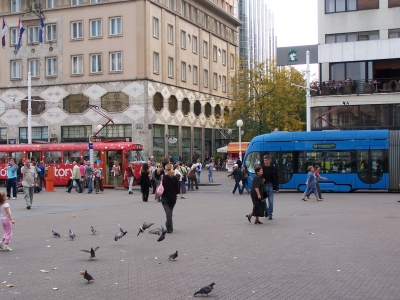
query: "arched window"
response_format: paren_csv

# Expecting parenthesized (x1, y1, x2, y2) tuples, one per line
(194, 100, 201, 117)
(205, 102, 211, 118)
(215, 104, 221, 119)
(182, 98, 190, 115)
(168, 95, 177, 114)
(153, 92, 163, 112)
(224, 106, 230, 116)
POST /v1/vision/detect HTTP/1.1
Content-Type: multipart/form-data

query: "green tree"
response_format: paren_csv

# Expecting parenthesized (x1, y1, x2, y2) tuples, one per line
(221, 60, 306, 142)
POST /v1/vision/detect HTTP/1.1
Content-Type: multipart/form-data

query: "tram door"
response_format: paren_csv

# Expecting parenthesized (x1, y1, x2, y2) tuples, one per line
(105, 150, 123, 186)
(355, 147, 387, 189)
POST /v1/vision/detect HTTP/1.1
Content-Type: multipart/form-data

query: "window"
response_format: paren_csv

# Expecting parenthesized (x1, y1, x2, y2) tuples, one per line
(192, 36, 197, 53)
(168, 96, 178, 113)
(28, 26, 39, 43)
(222, 50, 226, 65)
(110, 52, 122, 72)
(203, 69, 208, 87)
(153, 92, 163, 112)
(203, 14, 207, 28)
(213, 73, 217, 90)
(153, 18, 159, 38)
(90, 19, 102, 38)
(21, 97, 45, 115)
(168, 57, 173, 78)
(29, 59, 39, 77)
(110, 17, 122, 35)
(222, 76, 226, 92)
(153, 52, 159, 74)
(11, 0, 21, 12)
(193, 65, 198, 84)
(194, 101, 201, 117)
(11, 60, 21, 78)
(46, 0, 57, 8)
(71, 21, 83, 39)
(46, 24, 57, 41)
(325, 31, 379, 43)
(152, 124, 164, 160)
(389, 29, 400, 39)
(167, 0, 174, 10)
(90, 54, 102, 73)
(90, 0, 101, 2)
(182, 98, 190, 115)
(46, 57, 57, 76)
(71, 0, 82, 5)
(192, 7, 198, 23)
(63, 94, 89, 113)
(221, 25, 225, 38)
(167, 24, 173, 44)
(389, 0, 400, 7)
(19, 127, 48, 143)
(10, 28, 18, 45)
(181, 30, 186, 49)
(181, 62, 186, 81)
(213, 46, 217, 62)
(72, 55, 83, 74)
(325, 0, 357, 12)
(181, 1, 185, 17)
(203, 41, 208, 58)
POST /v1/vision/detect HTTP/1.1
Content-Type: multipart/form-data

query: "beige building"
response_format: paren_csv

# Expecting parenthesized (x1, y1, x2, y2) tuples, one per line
(0, 0, 240, 163)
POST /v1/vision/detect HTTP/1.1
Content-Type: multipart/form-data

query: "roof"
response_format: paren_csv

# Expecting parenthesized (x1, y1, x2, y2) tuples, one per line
(227, 142, 249, 153)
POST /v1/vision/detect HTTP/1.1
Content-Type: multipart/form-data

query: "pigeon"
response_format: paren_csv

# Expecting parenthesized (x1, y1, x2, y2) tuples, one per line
(91, 226, 97, 234)
(148, 226, 162, 235)
(52, 230, 61, 238)
(169, 251, 178, 260)
(69, 229, 75, 240)
(114, 222, 127, 241)
(80, 247, 100, 259)
(137, 222, 154, 236)
(157, 226, 167, 242)
(80, 270, 94, 283)
(194, 282, 215, 297)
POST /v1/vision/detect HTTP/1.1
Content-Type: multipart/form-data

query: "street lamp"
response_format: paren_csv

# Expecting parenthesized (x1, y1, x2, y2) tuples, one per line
(236, 119, 243, 161)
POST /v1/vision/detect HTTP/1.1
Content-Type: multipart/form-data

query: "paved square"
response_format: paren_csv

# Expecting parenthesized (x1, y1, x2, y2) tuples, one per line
(1, 171, 400, 299)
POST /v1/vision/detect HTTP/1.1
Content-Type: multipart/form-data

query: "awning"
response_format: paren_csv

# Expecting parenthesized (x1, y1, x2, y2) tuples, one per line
(227, 142, 249, 154)
(217, 146, 228, 153)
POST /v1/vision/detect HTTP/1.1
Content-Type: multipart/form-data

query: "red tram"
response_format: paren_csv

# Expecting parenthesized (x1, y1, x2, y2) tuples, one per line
(0, 142, 146, 188)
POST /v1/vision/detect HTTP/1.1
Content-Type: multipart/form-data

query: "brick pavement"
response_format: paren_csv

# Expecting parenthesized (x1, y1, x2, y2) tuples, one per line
(1, 171, 400, 299)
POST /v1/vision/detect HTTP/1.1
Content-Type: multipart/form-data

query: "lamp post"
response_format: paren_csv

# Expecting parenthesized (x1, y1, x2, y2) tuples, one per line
(236, 119, 243, 161)
(28, 72, 32, 144)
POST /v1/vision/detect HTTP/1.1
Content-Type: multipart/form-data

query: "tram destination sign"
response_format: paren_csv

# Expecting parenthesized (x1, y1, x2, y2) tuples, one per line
(313, 144, 336, 149)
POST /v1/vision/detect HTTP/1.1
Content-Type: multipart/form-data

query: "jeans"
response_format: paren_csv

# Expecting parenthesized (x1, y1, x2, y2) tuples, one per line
(6, 177, 17, 198)
(127, 176, 134, 192)
(242, 179, 250, 193)
(232, 179, 243, 194)
(196, 171, 201, 183)
(86, 177, 93, 193)
(208, 171, 213, 182)
(161, 197, 176, 232)
(264, 183, 274, 217)
(38, 173, 46, 189)
(94, 177, 103, 193)
(23, 186, 34, 207)
(68, 179, 83, 193)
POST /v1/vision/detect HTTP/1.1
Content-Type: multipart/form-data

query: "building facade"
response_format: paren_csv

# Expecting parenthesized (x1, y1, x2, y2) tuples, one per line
(234, 0, 276, 69)
(0, 0, 240, 164)
(313, 0, 400, 130)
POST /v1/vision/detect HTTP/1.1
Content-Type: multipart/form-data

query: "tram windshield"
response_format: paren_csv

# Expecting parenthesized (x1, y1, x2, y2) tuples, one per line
(126, 150, 147, 163)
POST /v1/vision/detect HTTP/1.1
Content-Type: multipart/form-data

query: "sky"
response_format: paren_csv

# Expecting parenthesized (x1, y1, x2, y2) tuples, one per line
(266, 0, 319, 79)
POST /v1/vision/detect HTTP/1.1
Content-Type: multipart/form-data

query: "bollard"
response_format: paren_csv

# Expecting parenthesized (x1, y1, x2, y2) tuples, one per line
(45, 166, 55, 192)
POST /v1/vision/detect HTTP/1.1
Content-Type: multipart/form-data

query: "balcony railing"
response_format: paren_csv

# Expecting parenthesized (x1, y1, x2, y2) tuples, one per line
(311, 78, 400, 96)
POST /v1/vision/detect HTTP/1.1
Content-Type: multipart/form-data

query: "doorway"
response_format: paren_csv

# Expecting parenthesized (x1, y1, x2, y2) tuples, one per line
(105, 150, 122, 186)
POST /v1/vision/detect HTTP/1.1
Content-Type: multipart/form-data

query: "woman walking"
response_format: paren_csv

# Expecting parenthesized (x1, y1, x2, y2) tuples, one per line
(246, 166, 265, 224)
(306, 165, 327, 200)
(160, 164, 179, 233)
(302, 166, 321, 201)
(93, 165, 104, 194)
(139, 163, 151, 202)
(188, 165, 199, 190)
(153, 164, 164, 202)
(242, 165, 250, 194)
(207, 159, 214, 183)
(112, 161, 121, 189)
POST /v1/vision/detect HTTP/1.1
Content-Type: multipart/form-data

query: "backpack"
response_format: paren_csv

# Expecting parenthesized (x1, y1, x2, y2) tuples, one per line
(196, 164, 202, 172)
(242, 170, 248, 180)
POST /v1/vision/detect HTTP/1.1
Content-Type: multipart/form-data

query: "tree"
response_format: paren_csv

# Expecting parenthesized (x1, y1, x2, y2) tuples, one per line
(221, 59, 306, 142)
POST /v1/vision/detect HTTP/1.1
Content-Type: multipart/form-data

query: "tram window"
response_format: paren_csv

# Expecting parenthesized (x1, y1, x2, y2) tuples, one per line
(83, 150, 100, 164)
(27, 152, 41, 162)
(8, 152, 23, 162)
(0, 152, 5, 163)
(244, 152, 261, 173)
(298, 151, 353, 174)
(45, 151, 62, 164)
(64, 151, 81, 164)
(126, 150, 147, 163)
(280, 152, 293, 184)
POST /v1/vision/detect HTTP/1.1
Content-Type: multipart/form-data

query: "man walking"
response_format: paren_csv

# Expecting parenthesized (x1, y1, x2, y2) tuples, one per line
(66, 161, 83, 193)
(262, 155, 279, 220)
(227, 164, 243, 195)
(84, 161, 94, 194)
(21, 159, 37, 209)
(6, 158, 18, 200)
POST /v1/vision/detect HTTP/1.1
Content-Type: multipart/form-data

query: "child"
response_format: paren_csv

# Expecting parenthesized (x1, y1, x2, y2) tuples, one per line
(0, 191, 15, 251)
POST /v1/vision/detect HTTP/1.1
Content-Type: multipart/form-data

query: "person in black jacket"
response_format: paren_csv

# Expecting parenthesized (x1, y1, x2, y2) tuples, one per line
(228, 164, 243, 195)
(160, 164, 180, 233)
(262, 155, 279, 220)
(246, 165, 265, 224)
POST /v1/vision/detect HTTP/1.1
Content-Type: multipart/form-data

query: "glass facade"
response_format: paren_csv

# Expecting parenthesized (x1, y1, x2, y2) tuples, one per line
(181, 127, 191, 164)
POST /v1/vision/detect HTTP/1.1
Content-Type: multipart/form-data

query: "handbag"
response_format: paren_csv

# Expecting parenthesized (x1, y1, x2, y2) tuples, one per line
(263, 189, 269, 199)
(156, 175, 164, 196)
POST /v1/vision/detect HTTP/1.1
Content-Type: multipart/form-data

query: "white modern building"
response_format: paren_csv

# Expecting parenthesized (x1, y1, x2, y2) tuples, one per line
(234, 0, 276, 69)
(312, 0, 400, 130)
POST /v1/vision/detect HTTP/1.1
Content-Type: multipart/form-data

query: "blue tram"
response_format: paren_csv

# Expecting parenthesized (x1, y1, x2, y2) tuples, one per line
(243, 130, 400, 192)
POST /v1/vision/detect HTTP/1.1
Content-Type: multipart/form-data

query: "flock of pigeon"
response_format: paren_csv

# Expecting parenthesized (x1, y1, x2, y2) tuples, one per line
(51, 222, 215, 297)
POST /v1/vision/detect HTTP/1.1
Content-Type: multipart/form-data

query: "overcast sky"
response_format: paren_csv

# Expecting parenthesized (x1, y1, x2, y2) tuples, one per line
(266, 0, 319, 79)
